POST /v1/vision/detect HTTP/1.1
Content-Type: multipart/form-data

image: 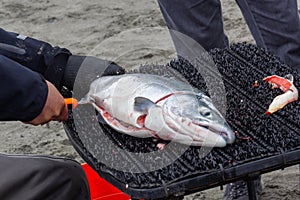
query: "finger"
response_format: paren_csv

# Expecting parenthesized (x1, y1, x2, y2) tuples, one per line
(60, 105, 69, 121)
(53, 105, 69, 122)
(26, 117, 51, 126)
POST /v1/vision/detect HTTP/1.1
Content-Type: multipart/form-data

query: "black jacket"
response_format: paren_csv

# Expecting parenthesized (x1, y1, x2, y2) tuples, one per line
(0, 28, 71, 121)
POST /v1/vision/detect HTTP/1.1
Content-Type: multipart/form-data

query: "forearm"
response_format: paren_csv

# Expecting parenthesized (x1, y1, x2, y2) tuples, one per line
(0, 28, 71, 88)
(0, 55, 48, 121)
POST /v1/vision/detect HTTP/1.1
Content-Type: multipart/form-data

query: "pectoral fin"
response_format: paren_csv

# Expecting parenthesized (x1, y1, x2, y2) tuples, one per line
(134, 97, 156, 113)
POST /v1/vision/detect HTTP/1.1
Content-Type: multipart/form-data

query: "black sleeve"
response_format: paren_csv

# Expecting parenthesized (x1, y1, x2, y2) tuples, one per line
(0, 55, 48, 121)
(0, 28, 71, 89)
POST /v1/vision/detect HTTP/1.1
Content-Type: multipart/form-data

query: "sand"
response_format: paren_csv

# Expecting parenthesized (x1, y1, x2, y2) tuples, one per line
(0, 0, 299, 199)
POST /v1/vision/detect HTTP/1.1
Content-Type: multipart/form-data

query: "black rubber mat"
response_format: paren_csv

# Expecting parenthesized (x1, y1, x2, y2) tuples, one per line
(63, 43, 300, 199)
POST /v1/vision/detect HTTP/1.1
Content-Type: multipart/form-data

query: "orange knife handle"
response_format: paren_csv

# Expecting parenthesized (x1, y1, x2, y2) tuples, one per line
(64, 98, 79, 109)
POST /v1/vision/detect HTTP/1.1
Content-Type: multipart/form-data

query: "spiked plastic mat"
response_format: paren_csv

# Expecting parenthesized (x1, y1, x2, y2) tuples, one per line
(63, 43, 300, 199)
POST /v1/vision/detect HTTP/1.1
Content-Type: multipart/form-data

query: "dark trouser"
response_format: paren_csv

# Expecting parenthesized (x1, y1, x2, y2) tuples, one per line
(0, 154, 90, 200)
(158, 0, 300, 73)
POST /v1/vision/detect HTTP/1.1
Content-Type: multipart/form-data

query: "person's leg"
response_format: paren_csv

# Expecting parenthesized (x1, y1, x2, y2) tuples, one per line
(158, 0, 229, 51)
(0, 154, 90, 200)
(236, 0, 300, 72)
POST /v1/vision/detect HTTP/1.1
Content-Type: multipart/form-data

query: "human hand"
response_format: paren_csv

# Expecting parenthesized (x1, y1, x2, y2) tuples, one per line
(60, 55, 125, 98)
(61, 55, 125, 91)
(27, 80, 68, 125)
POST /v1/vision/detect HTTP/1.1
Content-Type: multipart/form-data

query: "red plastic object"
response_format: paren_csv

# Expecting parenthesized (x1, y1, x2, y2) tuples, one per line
(81, 163, 131, 200)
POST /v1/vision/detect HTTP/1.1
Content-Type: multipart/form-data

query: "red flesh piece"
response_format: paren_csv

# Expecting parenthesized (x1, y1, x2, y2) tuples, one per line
(137, 115, 146, 127)
(263, 75, 292, 92)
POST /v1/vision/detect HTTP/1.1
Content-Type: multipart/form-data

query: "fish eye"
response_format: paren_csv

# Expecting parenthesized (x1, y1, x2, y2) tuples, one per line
(199, 107, 211, 117)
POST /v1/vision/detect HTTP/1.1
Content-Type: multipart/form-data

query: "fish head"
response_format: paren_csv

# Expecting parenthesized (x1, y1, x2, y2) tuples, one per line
(163, 92, 235, 146)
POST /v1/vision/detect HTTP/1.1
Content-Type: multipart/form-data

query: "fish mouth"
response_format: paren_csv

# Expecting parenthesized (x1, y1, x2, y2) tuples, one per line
(193, 120, 235, 144)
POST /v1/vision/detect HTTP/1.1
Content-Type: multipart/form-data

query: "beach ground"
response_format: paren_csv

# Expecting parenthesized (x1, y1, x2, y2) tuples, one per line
(0, 0, 299, 199)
